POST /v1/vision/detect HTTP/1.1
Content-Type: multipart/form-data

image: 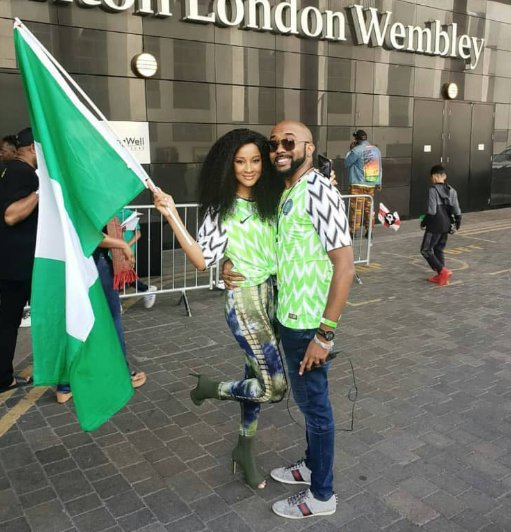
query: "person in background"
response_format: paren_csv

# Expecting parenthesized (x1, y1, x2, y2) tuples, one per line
(0, 128, 37, 392)
(344, 130, 382, 238)
(118, 208, 157, 309)
(1, 135, 32, 327)
(420, 165, 462, 286)
(0, 135, 17, 164)
(56, 220, 147, 403)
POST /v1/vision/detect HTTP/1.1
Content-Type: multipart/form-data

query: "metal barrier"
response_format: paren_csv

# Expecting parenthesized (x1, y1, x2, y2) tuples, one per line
(342, 193, 374, 264)
(119, 194, 373, 312)
(342, 194, 374, 285)
(118, 204, 214, 317)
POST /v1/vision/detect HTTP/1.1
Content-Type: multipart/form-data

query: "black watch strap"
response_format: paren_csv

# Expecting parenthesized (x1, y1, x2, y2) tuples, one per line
(317, 328, 335, 341)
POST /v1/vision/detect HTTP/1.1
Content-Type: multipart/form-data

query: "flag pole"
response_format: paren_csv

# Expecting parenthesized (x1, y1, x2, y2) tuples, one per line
(145, 178, 194, 247)
(14, 19, 193, 247)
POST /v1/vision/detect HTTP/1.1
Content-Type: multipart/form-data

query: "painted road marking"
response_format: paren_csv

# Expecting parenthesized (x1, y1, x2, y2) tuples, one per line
(347, 298, 382, 307)
(0, 389, 17, 407)
(0, 366, 34, 407)
(456, 234, 496, 243)
(444, 245, 483, 255)
(0, 387, 48, 439)
(356, 263, 382, 273)
(489, 269, 511, 276)
(431, 280, 464, 289)
(458, 223, 511, 236)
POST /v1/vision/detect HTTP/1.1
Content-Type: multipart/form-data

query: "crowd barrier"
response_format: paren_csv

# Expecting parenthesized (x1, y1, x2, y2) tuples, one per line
(119, 194, 374, 313)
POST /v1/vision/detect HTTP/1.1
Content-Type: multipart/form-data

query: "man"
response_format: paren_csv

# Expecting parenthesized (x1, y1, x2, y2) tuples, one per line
(2, 135, 31, 328)
(344, 130, 382, 237)
(268, 121, 353, 518)
(0, 135, 17, 163)
(225, 122, 354, 518)
(0, 128, 38, 392)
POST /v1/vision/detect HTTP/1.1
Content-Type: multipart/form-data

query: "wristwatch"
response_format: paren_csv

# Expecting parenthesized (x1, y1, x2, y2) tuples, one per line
(317, 328, 335, 342)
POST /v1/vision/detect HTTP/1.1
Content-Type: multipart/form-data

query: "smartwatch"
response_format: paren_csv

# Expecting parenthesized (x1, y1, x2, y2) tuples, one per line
(317, 328, 335, 342)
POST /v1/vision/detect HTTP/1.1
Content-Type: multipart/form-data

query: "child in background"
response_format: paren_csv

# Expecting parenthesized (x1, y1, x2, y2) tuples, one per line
(118, 208, 157, 309)
(420, 165, 462, 286)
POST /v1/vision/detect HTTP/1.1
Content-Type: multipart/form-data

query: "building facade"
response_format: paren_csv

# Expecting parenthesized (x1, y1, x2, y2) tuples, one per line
(1, 0, 511, 217)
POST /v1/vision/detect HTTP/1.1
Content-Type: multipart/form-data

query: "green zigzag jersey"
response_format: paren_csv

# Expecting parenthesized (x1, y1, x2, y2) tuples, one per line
(276, 170, 351, 329)
(198, 198, 276, 287)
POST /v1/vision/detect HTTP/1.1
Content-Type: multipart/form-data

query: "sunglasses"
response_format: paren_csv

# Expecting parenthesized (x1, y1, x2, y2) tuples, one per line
(268, 138, 308, 152)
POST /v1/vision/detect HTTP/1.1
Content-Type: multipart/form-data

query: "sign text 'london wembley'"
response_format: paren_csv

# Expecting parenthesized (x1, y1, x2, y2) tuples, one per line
(29, 0, 485, 69)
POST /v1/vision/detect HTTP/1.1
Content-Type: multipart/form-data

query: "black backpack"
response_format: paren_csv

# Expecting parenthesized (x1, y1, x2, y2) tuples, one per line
(435, 187, 457, 234)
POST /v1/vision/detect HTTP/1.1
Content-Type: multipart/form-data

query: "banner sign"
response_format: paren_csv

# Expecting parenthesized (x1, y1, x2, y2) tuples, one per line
(108, 121, 151, 165)
(28, 0, 485, 69)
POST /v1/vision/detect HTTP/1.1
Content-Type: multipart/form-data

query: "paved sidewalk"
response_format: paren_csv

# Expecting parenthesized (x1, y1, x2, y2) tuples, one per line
(2, 208, 511, 532)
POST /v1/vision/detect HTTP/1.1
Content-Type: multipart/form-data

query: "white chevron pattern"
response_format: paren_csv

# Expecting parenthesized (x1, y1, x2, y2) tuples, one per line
(198, 200, 276, 286)
(276, 170, 352, 329)
(198, 209, 228, 268)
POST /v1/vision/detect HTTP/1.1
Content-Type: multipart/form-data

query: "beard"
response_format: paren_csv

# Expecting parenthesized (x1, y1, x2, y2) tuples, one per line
(273, 152, 306, 179)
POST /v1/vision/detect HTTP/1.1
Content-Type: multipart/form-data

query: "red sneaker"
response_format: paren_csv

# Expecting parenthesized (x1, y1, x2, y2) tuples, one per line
(427, 275, 440, 283)
(438, 267, 452, 286)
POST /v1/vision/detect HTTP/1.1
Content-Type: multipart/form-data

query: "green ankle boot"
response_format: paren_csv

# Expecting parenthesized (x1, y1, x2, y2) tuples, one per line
(232, 435, 266, 490)
(189, 374, 220, 406)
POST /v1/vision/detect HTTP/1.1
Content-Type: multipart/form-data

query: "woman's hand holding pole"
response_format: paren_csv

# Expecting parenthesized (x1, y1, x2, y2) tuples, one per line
(149, 181, 207, 271)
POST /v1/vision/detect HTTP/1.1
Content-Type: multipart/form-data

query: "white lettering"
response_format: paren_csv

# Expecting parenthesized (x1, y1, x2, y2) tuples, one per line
(433, 20, 450, 56)
(134, 0, 153, 15)
(184, 0, 215, 23)
(271, 0, 299, 36)
(388, 22, 406, 50)
(243, 0, 272, 31)
(458, 34, 472, 60)
(24, 0, 486, 69)
(406, 25, 432, 53)
(101, 0, 134, 13)
(152, 0, 172, 17)
(469, 37, 484, 70)
(322, 10, 346, 41)
(350, 6, 392, 47)
(75, 0, 101, 7)
(214, 0, 244, 27)
(449, 23, 458, 57)
(298, 6, 322, 38)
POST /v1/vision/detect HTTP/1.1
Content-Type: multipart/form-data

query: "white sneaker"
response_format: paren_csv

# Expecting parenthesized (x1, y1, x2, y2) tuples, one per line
(270, 459, 312, 485)
(20, 309, 31, 328)
(143, 285, 157, 309)
(272, 489, 337, 519)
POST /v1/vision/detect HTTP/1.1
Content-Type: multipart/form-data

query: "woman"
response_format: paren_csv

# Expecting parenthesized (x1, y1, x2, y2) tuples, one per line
(153, 129, 287, 490)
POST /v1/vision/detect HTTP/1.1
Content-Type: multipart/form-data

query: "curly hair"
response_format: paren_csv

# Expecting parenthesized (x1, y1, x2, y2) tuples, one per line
(198, 129, 283, 222)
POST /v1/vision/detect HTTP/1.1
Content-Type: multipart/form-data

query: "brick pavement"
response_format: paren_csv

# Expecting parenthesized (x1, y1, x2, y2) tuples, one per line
(2, 208, 511, 532)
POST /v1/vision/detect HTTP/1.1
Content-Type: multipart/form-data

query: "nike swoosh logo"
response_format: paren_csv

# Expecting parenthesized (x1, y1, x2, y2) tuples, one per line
(240, 215, 253, 224)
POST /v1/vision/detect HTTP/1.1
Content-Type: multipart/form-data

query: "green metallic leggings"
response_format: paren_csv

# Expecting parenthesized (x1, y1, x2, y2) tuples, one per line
(221, 278, 287, 437)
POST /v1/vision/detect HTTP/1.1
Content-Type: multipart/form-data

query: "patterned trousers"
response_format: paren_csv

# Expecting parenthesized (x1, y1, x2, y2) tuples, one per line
(222, 278, 288, 437)
(348, 184, 376, 233)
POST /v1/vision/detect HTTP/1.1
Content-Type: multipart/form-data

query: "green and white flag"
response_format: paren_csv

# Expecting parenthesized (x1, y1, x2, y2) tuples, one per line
(14, 21, 148, 431)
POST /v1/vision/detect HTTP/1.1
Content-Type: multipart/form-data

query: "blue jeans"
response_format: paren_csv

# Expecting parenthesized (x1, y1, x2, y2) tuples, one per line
(58, 253, 128, 393)
(279, 323, 334, 501)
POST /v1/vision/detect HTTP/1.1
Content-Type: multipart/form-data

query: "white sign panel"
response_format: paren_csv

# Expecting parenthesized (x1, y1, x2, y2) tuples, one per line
(424, 145, 432, 152)
(478, 144, 485, 151)
(109, 121, 151, 164)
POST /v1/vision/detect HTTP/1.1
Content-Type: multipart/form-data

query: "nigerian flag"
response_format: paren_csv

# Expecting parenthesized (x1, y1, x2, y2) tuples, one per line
(14, 21, 147, 431)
